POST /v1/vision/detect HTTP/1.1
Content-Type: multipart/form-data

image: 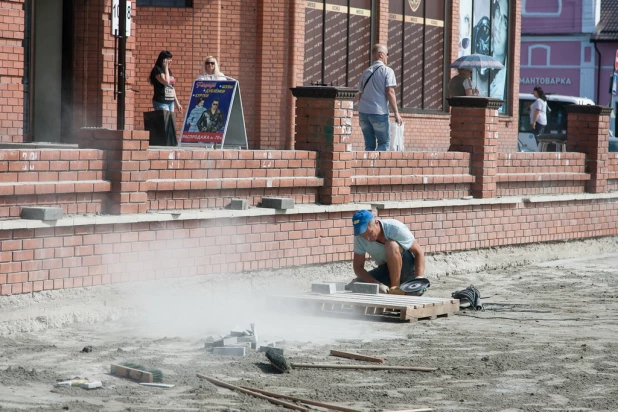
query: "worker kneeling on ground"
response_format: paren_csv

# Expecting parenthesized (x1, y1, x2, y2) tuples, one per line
(351, 210, 427, 295)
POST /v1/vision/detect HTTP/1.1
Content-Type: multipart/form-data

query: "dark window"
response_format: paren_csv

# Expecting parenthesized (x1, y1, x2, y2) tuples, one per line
(136, 0, 192, 7)
(519, 99, 569, 134)
(303, 1, 374, 87)
(388, 0, 447, 111)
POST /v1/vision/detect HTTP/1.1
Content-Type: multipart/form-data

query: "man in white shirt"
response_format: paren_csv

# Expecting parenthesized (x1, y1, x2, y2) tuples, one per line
(357, 44, 402, 151)
(351, 210, 426, 295)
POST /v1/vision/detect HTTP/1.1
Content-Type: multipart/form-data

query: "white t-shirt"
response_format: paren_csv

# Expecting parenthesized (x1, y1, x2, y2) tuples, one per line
(463, 78, 472, 91)
(530, 98, 547, 126)
(196, 73, 227, 80)
(353, 219, 415, 265)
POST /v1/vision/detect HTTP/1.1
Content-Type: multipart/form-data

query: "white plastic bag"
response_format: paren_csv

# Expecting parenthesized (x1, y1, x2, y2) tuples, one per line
(389, 122, 405, 152)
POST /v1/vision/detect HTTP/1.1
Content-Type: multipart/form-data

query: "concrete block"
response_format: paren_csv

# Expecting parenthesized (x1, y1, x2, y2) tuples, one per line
(312, 283, 336, 294)
(213, 337, 237, 347)
(237, 336, 257, 344)
(20, 207, 63, 221)
(323, 281, 347, 292)
(203, 336, 216, 348)
(213, 346, 246, 357)
(80, 381, 103, 389)
(229, 199, 249, 210)
(349, 282, 379, 294)
(258, 346, 284, 355)
(230, 327, 248, 337)
(259, 197, 295, 210)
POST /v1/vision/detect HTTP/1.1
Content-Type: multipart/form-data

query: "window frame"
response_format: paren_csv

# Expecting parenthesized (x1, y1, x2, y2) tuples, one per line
(388, 0, 451, 113)
(302, 0, 375, 87)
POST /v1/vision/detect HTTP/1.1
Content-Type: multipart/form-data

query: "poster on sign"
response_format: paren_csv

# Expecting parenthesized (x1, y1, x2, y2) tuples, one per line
(179, 80, 247, 148)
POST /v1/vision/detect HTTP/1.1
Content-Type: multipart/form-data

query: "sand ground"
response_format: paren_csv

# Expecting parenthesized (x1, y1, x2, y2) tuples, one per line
(0, 237, 617, 411)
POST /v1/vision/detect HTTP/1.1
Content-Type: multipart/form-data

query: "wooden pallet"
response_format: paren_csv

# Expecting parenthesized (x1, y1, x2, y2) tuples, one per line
(272, 292, 459, 322)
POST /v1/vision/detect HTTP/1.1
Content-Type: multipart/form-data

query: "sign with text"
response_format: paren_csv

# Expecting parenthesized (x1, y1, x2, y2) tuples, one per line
(615, 49, 618, 71)
(179, 80, 247, 149)
(112, 0, 131, 36)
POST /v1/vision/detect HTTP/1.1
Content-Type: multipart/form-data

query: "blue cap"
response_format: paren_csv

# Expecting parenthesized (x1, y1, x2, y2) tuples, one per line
(352, 210, 373, 236)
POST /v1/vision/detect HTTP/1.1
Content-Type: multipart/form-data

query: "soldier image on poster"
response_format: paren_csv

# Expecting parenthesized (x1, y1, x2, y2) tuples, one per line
(197, 98, 225, 132)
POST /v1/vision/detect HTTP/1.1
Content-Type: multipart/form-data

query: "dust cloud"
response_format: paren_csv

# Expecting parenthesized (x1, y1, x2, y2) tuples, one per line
(123, 264, 382, 345)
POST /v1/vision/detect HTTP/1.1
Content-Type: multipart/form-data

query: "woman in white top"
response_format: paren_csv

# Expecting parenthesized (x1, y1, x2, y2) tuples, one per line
(530, 86, 548, 139)
(197, 56, 227, 80)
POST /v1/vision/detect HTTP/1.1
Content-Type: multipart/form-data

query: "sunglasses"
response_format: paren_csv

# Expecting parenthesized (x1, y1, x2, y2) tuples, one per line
(205, 62, 215, 65)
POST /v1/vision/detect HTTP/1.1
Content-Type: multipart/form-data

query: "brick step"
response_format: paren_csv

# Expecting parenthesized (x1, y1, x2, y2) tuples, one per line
(607, 171, 618, 180)
(149, 168, 319, 179)
(496, 173, 590, 183)
(351, 174, 475, 186)
(0, 180, 112, 196)
(147, 176, 325, 191)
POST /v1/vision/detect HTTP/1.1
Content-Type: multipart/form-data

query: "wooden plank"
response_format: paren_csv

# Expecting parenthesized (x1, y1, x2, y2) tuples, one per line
(110, 364, 153, 383)
(270, 293, 458, 322)
(238, 386, 363, 412)
(197, 373, 310, 412)
(382, 409, 433, 412)
(305, 292, 453, 303)
(330, 350, 385, 363)
(290, 363, 437, 372)
(400, 301, 459, 321)
(310, 292, 454, 303)
(278, 294, 454, 305)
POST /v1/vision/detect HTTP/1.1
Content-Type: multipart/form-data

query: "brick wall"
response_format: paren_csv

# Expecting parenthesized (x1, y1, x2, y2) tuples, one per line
(496, 152, 589, 196)
(350, 151, 473, 202)
(146, 149, 322, 209)
(608, 153, 618, 192)
(73, 1, 105, 134)
(0, 0, 25, 143)
(348, 112, 453, 152)
(0, 148, 110, 218)
(2, 196, 618, 295)
(134, 1, 260, 147)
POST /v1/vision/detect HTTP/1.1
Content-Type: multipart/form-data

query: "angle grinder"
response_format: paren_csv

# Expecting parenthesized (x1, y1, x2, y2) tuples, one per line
(398, 277, 430, 296)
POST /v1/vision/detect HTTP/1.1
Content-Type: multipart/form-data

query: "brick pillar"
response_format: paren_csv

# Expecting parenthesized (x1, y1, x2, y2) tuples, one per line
(566, 105, 612, 193)
(291, 86, 358, 205)
(78, 128, 150, 214)
(376, 0, 390, 44)
(448, 97, 503, 199)
(0, 0, 25, 143)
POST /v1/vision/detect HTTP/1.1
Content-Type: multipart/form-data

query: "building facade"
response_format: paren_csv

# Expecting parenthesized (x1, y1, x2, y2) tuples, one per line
(520, 0, 600, 100)
(1, 0, 522, 152)
(592, 0, 618, 135)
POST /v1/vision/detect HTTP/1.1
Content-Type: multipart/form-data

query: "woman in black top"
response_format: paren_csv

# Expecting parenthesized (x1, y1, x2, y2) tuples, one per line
(149, 51, 183, 113)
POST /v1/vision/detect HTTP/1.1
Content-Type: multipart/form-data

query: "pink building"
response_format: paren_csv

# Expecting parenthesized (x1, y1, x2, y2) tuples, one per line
(522, 0, 618, 132)
(592, 1, 618, 109)
(521, 0, 600, 101)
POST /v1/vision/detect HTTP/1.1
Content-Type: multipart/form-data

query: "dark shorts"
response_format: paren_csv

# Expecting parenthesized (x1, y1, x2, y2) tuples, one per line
(365, 250, 416, 287)
(533, 123, 545, 145)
